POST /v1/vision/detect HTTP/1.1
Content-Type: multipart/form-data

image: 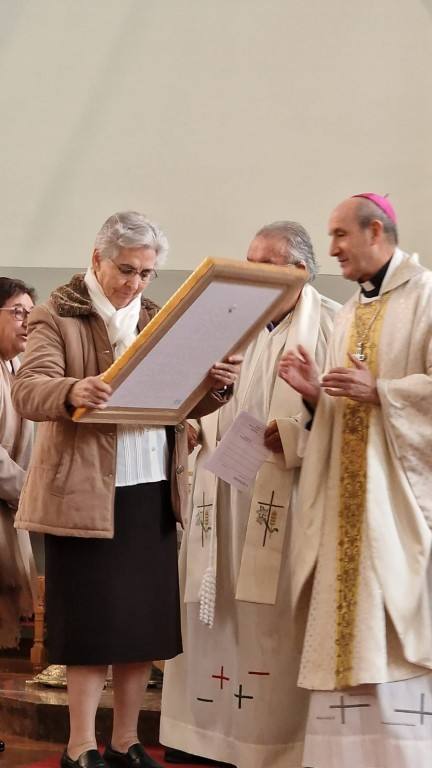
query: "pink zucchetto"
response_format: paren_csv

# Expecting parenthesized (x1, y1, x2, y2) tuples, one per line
(352, 193, 397, 224)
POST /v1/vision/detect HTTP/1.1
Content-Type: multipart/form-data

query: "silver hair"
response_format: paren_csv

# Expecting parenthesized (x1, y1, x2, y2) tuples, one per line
(94, 211, 169, 267)
(355, 198, 398, 246)
(254, 220, 318, 281)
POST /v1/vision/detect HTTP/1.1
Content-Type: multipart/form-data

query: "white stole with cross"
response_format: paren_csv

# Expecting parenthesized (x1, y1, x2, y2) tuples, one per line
(236, 285, 323, 604)
(184, 412, 219, 613)
(184, 285, 327, 618)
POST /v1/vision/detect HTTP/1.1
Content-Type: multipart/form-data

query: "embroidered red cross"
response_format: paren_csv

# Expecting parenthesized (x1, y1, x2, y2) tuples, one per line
(211, 665, 230, 690)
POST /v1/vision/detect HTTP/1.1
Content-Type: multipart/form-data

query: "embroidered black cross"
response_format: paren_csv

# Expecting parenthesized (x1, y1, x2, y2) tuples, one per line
(196, 492, 212, 547)
(256, 490, 283, 547)
(329, 695, 371, 725)
(234, 684, 254, 710)
(395, 693, 432, 725)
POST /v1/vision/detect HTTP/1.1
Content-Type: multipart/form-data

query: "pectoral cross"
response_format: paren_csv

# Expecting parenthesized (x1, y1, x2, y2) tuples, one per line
(355, 342, 367, 362)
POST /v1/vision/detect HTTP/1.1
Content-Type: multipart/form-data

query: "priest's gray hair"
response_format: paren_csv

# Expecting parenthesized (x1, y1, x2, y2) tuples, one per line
(255, 221, 318, 281)
(356, 198, 398, 246)
(94, 211, 169, 267)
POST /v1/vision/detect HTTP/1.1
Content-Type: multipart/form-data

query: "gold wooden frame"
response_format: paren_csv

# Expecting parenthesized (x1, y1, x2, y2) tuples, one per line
(73, 257, 307, 425)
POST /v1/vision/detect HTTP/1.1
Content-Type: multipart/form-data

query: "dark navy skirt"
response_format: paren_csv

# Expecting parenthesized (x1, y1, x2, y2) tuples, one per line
(45, 480, 182, 665)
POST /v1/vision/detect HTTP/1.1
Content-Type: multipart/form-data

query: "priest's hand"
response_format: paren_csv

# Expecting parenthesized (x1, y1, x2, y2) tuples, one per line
(321, 354, 380, 404)
(264, 420, 283, 453)
(208, 354, 243, 390)
(278, 345, 321, 406)
(67, 375, 112, 409)
(187, 422, 200, 454)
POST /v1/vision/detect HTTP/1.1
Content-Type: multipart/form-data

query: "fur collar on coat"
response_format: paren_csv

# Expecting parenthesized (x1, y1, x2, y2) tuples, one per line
(50, 273, 160, 320)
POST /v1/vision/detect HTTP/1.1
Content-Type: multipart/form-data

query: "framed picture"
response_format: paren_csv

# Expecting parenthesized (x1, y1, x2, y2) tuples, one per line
(73, 257, 307, 425)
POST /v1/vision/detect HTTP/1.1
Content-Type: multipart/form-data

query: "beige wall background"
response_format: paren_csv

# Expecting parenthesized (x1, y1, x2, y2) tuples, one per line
(1, 0, 432, 298)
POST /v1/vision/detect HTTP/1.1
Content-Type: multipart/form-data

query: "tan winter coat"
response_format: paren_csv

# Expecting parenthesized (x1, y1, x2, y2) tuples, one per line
(12, 274, 226, 538)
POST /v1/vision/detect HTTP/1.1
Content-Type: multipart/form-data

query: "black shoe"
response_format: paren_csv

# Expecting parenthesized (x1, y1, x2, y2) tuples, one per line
(164, 747, 235, 766)
(104, 743, 163, 768)
(60, 749, 107, 768)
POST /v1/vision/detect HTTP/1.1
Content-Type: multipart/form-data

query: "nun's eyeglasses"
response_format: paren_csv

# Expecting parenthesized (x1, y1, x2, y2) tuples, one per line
(108, 258, 158, 283)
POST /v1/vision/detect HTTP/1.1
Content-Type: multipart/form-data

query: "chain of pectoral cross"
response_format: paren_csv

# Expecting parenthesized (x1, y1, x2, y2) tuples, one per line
(354, 299, 383, 361)
(196, 492, 212, 548)
(256, 489, 283, 547)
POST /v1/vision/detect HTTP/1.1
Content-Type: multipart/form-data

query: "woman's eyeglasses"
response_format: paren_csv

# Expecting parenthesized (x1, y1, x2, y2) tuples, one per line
(0, 306, 32, 322)
(108, 258, 158, 283)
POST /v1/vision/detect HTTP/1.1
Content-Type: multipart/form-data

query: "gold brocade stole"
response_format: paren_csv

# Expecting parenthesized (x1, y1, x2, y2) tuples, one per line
(335, 296, 389, 688)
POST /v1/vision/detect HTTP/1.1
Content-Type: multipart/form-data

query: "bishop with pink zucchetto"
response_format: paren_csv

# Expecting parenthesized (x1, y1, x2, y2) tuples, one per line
(279, 193, 432, 768)
(352, 192, 397, 224)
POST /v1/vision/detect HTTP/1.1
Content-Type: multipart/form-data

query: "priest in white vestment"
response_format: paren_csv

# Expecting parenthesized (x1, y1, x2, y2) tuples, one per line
(279, 194, 432, 768)
(160, 221, 339, 768)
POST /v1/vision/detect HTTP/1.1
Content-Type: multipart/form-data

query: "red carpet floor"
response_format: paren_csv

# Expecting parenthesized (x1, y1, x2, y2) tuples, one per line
(20, 745, 214, 768)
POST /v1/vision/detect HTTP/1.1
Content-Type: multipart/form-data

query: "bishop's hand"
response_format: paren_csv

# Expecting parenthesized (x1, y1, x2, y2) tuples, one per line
(321, 353, 380, 404)
(278, 345, 321, 407)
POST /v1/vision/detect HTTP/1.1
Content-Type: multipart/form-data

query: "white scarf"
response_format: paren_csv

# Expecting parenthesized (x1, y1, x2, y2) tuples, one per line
(84, 267, 141, 358)
(84, 266, 169, 487)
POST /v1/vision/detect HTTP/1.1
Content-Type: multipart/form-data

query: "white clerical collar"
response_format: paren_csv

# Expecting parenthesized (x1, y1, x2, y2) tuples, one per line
(359, 256, 392, 296)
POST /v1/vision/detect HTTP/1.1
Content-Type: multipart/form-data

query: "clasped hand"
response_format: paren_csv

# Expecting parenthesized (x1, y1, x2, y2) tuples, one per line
(321, 354, 380, 404)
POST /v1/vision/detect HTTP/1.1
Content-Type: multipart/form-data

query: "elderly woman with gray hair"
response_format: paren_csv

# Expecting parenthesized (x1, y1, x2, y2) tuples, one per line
(12, 211, 241, 768)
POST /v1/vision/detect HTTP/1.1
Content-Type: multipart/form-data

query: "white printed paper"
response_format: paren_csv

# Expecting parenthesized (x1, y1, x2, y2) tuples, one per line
(203, 410, 270, 491)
